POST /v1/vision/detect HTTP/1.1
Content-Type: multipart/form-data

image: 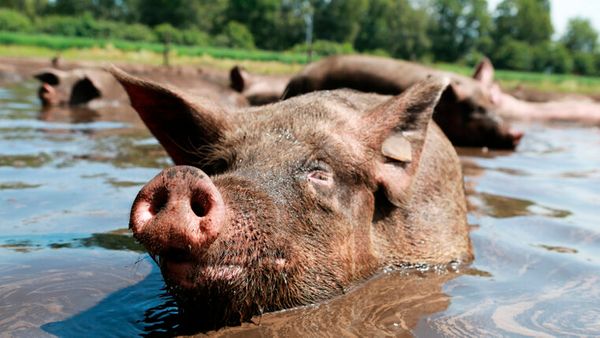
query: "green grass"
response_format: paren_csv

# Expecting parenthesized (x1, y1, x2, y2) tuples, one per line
(2, 31, 600, 94)
(0, 31, 310, 64)
(436, 63, 600, 95)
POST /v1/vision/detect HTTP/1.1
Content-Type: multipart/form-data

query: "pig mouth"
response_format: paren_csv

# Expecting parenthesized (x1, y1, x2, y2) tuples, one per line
(160, 260, 245, 289)
(154, 246, 248, 289)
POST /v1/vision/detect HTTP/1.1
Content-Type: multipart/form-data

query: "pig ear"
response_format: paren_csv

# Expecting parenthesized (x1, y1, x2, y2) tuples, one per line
(473, 57, 495, 86)
(230, 65, 249, 92)
(69, 78, 101, 105)
(109, 66, 232, 167)
(444, 80, 470, 102)
(364, 77, 449, 207)
(34, 69, 64, 85)
(489, 83, 502, 106)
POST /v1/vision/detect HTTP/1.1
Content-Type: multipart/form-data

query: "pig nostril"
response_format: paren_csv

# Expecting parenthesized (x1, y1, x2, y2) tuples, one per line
(191, 200, 207, 217)
(191, 191, 209, 218)
(150, 186, 169, 215)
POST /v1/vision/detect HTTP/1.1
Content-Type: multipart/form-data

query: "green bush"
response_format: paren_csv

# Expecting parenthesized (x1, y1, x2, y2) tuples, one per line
(154, 23, 183, 44)
(532, 42, 573, 74)
(0, 8, 32, 32)
(366, 49, 391, 57)
(493, 39, 533, 71)
(462, 50, 487, 67)
(115, 23, 156, 42)
(214, 21, 255, 49)
(181, 29, 210, 46)
(289, 40, 355, 56)
(572, 52, 596, 75)
(595, 53, 600, 76)
(35, 13, 119, 38)
(35, 15, 80, 36)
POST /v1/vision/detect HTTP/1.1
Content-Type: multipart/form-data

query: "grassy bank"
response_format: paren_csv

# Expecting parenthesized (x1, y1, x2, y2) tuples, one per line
(2, 31, 600, 93)
(0, 31, 309, 64)
(0, 45, 304, 75)
(438, 63, 600, 95)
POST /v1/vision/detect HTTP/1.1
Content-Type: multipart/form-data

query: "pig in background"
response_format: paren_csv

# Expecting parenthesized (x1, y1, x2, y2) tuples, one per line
(229, 65, 289, 105)
(33, 64, 248, 110)
(283, 55, 523, 150)
(34, 68, 127, 107)
(111, 67, 472, 330)
(282, 55, 600, 148)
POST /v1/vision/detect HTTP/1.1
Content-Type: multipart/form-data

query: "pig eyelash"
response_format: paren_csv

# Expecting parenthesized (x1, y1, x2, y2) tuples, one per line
(308, 170, 334, 185)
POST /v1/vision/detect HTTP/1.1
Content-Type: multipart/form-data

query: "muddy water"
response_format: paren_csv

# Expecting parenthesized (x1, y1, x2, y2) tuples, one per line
(0, 80, 599, 337)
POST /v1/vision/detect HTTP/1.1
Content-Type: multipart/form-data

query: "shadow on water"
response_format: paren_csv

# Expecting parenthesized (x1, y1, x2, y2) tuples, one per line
(41, 264, 185, 338)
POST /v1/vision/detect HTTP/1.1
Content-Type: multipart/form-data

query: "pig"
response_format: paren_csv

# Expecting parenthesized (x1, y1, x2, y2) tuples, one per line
(34, 68, 127, 107)
(283, 55, 523, 149)
(494, 90, 600, 125)
(34, 66, 249, 110)
(229, 65, 290, 105)
(111, 66, 472, 329)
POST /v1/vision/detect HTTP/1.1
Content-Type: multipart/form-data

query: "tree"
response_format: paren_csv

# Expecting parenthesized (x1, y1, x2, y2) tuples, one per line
(532, 42, 573, 74)
(355, 0, 432, 60)
(312, 0, 368, 44)
(572, 51, 596, 75)
(225, 0, 279, 49)
(493, 0, 553, 45)
(0, 0, 48, 19)
(493, 38, 533, 71)
(45, 0, 139, 22)
(214, 21, 255, 49)
(136, 0, 205, 29)
(561, 17, 598, 54)
(429, 0, 492, 62)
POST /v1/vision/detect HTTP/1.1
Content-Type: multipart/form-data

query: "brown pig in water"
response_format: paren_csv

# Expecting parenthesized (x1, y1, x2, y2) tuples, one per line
(283, 55, 524, 149)
(34, 66, 249, 110)
(34, 68, 127, 107)
(111, 67, 472, 329)
(229, 65, 290, 105)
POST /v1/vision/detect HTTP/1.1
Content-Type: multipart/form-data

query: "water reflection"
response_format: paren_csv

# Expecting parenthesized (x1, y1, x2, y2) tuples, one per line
(0, 230, 143, 253)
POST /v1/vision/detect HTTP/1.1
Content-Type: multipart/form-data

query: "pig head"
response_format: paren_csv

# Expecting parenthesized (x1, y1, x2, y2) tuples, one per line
(112, 67, 471, 328)
(34, 68, 126, 107)
(230, 65, 289, 105)
(283, 55, 522, 149)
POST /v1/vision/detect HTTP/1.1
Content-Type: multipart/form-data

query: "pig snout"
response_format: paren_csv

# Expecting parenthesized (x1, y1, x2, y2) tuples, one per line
(508, 129, 524, 147)
(130, 166, 226, 268)
(38, 83, 59, 106)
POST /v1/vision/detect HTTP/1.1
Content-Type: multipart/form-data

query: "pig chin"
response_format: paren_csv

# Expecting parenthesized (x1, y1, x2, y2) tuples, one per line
(157, 257, 246, 290)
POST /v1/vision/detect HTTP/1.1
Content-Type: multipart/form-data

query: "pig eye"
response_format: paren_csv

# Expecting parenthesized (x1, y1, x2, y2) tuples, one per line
(307, 162, 334, 186)
(308, 170, 332, 182)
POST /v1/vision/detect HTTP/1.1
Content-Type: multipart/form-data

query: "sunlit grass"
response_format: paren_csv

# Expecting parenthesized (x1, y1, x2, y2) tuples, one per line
(436, 63, 600, 95)
(2, 31, 600, 93)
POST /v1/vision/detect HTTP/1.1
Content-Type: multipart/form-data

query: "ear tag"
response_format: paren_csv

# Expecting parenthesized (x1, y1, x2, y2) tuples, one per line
(381, 133, 412, 162)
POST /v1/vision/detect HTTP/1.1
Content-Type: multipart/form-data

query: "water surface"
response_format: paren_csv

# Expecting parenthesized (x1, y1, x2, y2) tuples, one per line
(0, 80, 599, 337)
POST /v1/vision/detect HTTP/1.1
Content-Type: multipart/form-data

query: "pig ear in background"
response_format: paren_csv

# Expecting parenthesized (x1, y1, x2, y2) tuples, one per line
(69, 75, 102, 105)
(364, 77, 449, 207)
(230, 65, 249, 92)
(472, 57, 495, 86)
(109, 66, 232, 167)
(33, 69, 63, 85)
(442, 80, 470, 103)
